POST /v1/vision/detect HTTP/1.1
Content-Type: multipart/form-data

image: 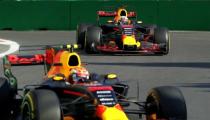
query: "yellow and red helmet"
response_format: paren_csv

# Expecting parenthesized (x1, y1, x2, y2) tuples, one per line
(69, 67, 89, 83)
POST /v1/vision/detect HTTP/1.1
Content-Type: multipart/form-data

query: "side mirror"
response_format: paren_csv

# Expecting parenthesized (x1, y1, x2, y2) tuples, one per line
(137, 21, 143, 24)
(52, 75, 65, 81)
(107, 20, 114, 23)
(106, 73, 117, 79)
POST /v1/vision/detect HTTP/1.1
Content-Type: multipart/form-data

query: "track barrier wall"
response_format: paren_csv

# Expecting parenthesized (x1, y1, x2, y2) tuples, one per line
(0, 0, 210, 31)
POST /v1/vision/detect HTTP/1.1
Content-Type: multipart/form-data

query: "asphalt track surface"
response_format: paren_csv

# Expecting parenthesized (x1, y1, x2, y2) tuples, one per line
(0, 31, 210, 120)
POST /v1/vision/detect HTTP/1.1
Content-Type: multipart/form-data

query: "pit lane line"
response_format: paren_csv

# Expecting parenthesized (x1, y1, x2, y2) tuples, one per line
(0, 38, 19, 58)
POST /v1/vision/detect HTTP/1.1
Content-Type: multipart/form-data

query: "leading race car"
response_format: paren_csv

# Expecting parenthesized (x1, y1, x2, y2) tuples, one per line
(0, 44, 186, 120)
(77, 8, 170, 55)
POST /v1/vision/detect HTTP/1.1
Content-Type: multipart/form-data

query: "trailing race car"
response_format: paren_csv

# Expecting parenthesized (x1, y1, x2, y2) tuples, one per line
(0, 44, 186, 120)
(77, 8, 170, 55)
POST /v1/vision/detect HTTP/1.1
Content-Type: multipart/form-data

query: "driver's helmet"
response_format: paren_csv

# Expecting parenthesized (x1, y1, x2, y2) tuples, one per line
(69, 67, 89, 84)
(119, 16, 129, 25)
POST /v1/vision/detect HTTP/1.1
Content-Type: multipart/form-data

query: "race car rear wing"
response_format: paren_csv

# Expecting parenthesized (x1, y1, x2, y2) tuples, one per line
(97, 11, 117, 17)
(5, 54, 45, 66)
(127, 12, 136, 18)
(3, 44, 80, 66)
(2, 53, 47, 94)
(97, 11, 137, 18)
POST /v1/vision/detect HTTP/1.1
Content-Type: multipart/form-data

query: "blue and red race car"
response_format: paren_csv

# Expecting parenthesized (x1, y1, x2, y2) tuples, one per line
(77, 8, 170, 55)
(0, 45, 186, 120)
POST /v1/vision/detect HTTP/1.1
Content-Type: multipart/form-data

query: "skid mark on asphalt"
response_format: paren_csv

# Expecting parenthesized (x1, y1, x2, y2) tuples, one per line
(0, 38, 19, 57)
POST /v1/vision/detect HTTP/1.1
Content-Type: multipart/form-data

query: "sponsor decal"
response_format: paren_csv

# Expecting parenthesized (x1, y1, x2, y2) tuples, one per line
(95, 90, 116, 106)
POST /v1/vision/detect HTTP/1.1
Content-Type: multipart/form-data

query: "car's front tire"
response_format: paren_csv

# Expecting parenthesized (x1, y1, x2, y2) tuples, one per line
(77, 24, 93, 49)
(154, 28, 170, 55)
(85, 26, 102, 54)
(21, 89, 61, 120)
(146, 86, 187, 120)
(0, 77, 11, 119)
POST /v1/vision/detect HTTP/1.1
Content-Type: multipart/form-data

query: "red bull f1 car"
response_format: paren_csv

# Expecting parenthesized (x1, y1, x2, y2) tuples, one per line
(0, 45, 186, 120)
(77, 8, 170, 55)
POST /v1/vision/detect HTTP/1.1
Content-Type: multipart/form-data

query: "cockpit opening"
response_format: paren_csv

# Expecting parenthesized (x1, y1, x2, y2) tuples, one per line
(68, 55, 79, 66)
(120, 10, 127, 16)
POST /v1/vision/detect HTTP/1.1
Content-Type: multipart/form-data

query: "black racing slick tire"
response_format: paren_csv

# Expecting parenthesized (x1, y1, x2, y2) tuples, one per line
(0, 77, 10, 104)
(85, 26, 102, 54)
(146, 86, 187, 120)
(154, 27, 170, 55)
(146, 24, 157, 36)
(0, 77, 11, 119)
(21, 89, 61, 120)
(77, 24, 93, 49)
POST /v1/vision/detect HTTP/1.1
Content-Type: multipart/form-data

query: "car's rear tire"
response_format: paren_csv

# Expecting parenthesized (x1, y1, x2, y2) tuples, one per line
(21, 89, 61, 120)
(85, 26, 102, 54)
(154, 27, 170, 55)
(146, 86, 187, 120)
(0, 77, 11, 119)
(77, 24, 93, 49)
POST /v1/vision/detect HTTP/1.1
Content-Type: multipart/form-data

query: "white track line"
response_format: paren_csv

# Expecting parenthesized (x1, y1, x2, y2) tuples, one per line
(0, 39, 19, 58)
